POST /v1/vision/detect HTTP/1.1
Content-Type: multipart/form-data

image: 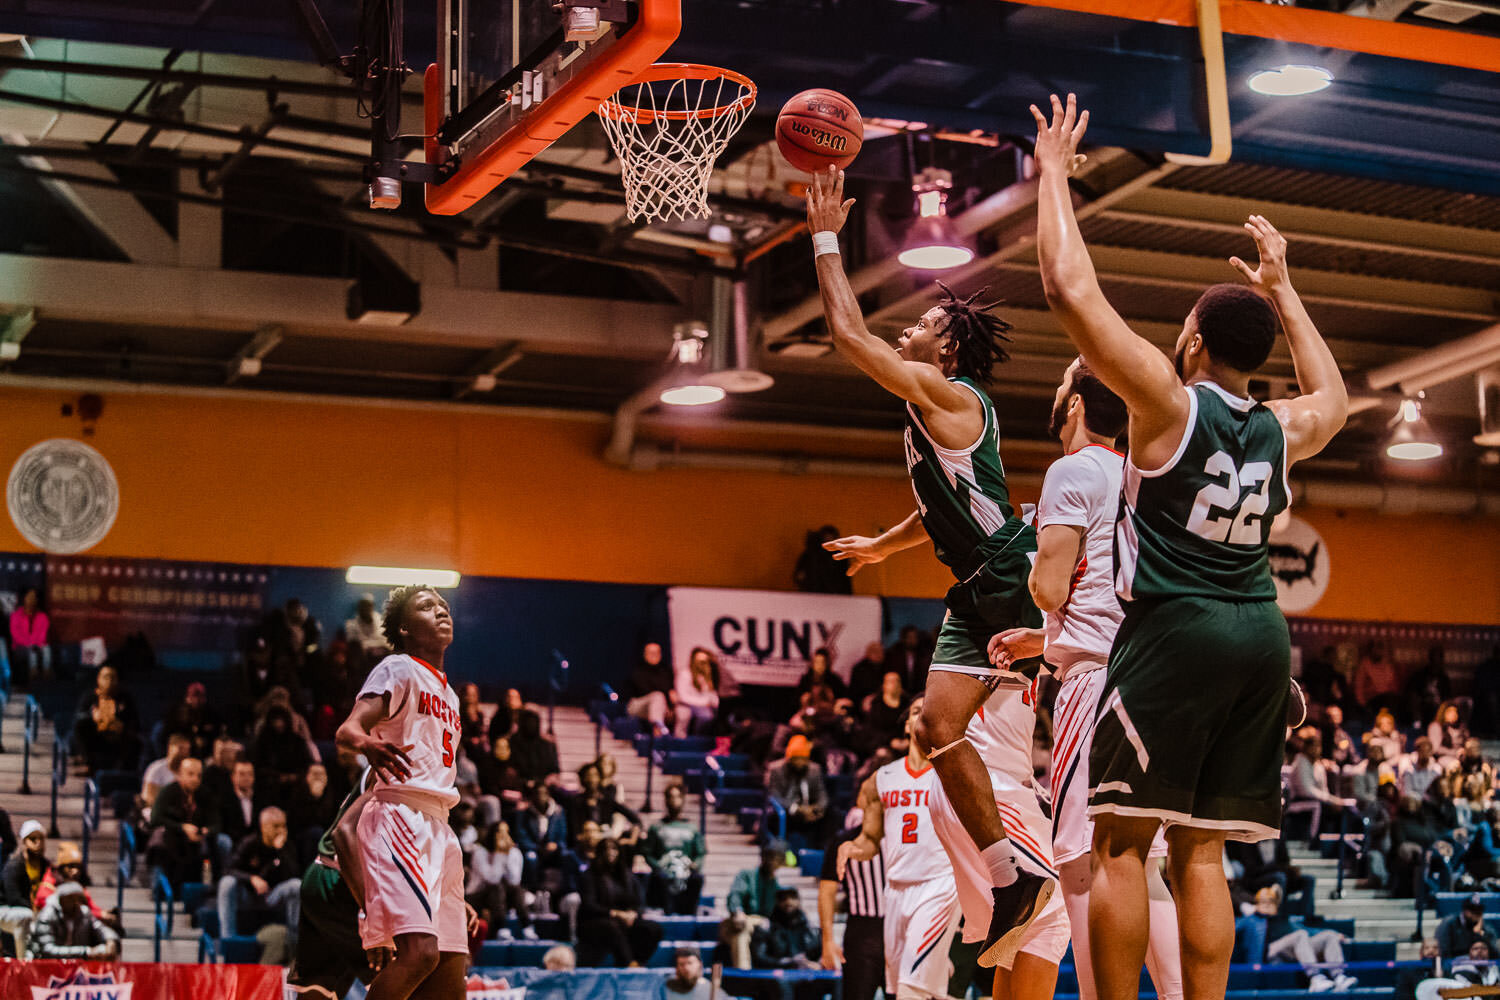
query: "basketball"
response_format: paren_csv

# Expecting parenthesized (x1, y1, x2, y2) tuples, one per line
(775, 88, 863, 173)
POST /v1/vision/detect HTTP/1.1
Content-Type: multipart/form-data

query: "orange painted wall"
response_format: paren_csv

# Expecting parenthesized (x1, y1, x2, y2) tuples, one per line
(1, 386, 1495, 623)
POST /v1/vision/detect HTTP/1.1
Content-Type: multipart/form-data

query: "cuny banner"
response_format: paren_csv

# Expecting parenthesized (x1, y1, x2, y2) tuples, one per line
(0, 960, 284, 999)
(667, 586, 882, 686)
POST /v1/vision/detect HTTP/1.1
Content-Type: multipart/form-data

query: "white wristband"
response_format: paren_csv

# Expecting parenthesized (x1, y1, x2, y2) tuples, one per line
(812, 230, 841, 258)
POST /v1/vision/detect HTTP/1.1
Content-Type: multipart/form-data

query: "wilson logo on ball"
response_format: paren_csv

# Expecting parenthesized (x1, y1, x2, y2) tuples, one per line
(788, 121, 848, 151)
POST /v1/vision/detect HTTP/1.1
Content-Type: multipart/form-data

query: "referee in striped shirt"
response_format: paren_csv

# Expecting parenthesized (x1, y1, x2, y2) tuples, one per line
(819, 821, 885, 1000)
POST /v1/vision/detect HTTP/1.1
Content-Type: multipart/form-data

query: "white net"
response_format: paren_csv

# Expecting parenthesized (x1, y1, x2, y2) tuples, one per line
(597, 68, 756, 223)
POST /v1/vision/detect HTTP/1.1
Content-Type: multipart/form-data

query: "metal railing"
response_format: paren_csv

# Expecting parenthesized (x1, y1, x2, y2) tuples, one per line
(766, 797, 787, 842)
(48, 734, 68, 836)
(0, 686, 10, 753)
(152, 870, 174, 963)
(18, 695, 39, 793)
(117, 825, 137, 916)
(81, 778, 100, 869)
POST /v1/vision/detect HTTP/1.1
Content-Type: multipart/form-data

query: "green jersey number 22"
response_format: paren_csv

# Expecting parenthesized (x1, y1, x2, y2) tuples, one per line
(1185, 450, 1274, 546)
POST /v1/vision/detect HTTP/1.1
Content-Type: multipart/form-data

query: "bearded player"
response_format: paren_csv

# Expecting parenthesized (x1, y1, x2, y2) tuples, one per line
(990, 359, 1183, 1000)
(1031, 95, 1348, 1000)
(335, 586, 468, 1000)
(808, 168, 1052, 966)
(839, 699, 960, 1000)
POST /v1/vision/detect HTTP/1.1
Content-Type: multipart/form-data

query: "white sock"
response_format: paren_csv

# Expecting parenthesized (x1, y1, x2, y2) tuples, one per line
(982, 839, 1020, 888)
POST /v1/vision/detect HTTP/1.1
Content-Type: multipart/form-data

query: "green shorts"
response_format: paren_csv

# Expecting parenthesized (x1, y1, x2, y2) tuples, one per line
(931, 541, 1044, 690)
(287, 861, 371, 998)
(1088, 595, 1290, 842)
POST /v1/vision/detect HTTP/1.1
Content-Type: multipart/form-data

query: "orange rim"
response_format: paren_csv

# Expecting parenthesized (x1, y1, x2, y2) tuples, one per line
(600, 62, 757, 123)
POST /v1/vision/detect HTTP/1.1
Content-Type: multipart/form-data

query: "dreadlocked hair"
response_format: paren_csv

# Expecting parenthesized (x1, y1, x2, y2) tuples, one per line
(936, 282, 1013, 386)
(381, 584, 448, 653)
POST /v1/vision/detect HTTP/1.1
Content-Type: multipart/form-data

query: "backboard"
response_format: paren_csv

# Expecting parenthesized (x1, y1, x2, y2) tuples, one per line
(423, 0, 681, 215)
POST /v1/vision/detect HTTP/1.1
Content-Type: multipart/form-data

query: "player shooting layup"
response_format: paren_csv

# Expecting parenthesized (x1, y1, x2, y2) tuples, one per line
(336, 586, 468, 1000)
(808, 169, 1053, 967)
(1030, 95, 1348, 1000)
(840, 699, 960, 1000)
(991, 359, 1183, 1000)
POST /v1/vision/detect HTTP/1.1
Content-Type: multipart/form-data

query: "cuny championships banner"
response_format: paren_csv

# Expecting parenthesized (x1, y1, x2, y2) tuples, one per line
(0, 960, 284, 1000)
(668, 587, 882, 686)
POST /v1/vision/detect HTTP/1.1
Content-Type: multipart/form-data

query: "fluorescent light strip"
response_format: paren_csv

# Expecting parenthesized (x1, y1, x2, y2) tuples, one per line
(346, 566, 462, 588)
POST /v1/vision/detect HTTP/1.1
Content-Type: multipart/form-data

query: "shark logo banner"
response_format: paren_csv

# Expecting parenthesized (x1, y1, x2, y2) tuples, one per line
(1268, 515, 1330, 614)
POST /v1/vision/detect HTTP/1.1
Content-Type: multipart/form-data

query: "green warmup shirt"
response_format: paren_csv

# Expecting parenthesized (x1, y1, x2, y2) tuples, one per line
(1115, 380, 1290, 603)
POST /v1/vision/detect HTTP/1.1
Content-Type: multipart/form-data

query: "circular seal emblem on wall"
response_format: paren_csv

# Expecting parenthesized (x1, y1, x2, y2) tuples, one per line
(1269, 513, 1330, 615)
(7, 439, 119, 554)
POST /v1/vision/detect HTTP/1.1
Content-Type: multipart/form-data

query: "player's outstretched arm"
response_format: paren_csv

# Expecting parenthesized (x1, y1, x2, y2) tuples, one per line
(823, 510, 928, 576)
(836, 774, 883, 879)
(1031, 94, 1187, 442)
(1235, 217, 1349, 463)
(808, 167, 971, 415)
(335, 695, 413, 784)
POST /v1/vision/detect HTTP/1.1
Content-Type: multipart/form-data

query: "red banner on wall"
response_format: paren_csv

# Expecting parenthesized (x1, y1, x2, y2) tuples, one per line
(0, 960, 284, 1000)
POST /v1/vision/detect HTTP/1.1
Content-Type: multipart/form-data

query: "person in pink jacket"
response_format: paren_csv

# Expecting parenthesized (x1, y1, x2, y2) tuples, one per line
(8, 588, 49, 684)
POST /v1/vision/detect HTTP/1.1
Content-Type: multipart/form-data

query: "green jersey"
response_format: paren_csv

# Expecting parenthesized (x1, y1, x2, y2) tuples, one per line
(903, 376, 1026, 580)
(1116, 381, 1290, 603)
(315, 768, 372, 867)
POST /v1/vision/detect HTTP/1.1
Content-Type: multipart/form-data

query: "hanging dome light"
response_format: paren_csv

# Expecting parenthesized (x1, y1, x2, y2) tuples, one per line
(1248, 65, 1334, 97)
(659, 322, 725, 407)
(898, 167, 974, 270)
(1385, 397, 1444, 461)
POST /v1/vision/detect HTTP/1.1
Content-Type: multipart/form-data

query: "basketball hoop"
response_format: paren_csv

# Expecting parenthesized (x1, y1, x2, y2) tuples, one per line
(597, 63, 756, 223)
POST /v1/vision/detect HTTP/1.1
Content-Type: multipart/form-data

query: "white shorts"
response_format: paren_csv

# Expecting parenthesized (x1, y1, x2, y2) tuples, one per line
(929, 769, 1070, 967)
(356, 798, 467, 953)
(884, 880, 961, 999)
(1051, 668, 1166, 866)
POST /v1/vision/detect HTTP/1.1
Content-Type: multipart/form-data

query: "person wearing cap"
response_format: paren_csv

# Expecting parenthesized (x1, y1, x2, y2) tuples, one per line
(28, 881, 119, 960)
(34, 841, 121, 934)
(0, 820, 48, 955)
(1438, 894, 1500, 960)
(767, 735, 829, 847)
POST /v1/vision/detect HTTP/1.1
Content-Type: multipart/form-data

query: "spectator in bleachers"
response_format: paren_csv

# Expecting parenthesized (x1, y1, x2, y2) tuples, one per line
(452, 801, 481, 855)
(1388, 794, 1447, 898)
(665, 947, 714, 1000)
(141, 732, 193, 818)
(214, 759, 264, 874)
(514, 781, 568, 887)
(854, 672, 909, 759)
(1417, 939, 1500, 1000)
(1430, 702, 1471, 768)
(625, 642, 675, 737)
(1400, 738, 1446, 801)
(287, 763, 339, 867)
(217, 806, 301, 951)
(476, 736, 525, 813)
(511, 709, 560, 784)
(767, 736, 829, 847)
(1365, 710, 1406, 762)
(28, 883, 118, 960)
(543, 944, 577, 971)
(1407, 647, 1454, 732)
(576, 837, 662, 968)
(883, 627, 932, 694)
(1456, 773, 1494, 832)
(558, 820, 603, 939)
(1355, 642, 1401, 717)
(1344, 743, 1394, 814)
(674, 647, 721, 737)
(488, 688, 524, 747)
(1320, 705, 1360, 765)
(34, 841, 120, 936)
(1226, 839, 1315, 917)
(0, 821, 47, 956)
(202, 737, 244, 809)
(1462, 806, 1500, 883)
(751, 888, 820, 972)
(1289, 727, 1356, 819)
(596, 753, 624, 804)
(644, 784, 706, 915)
(459, 683, 489, 759)
(148, 756, 212, 892)
(467, 822, 535, 941)
(1438, 895, 1500, 959)
(252, 704, 314, 805)
(457, 746, 502, 829)
(721, 844, 787, 969)
(252, 686, 321, 756)
(163, 681, 223, 762)
(795, 526, 851, 595)
(72, 665, 141, 776)
(343, 594, 386, 665)
(1460, 738, 1495, 786)
(846, 642, 888, 709)
(568, 761, 642, 850)
(8, 587, 50, 683)
(796, 649, 847, 704)
(1247, 885, 1357, 992)
(1302, 646, 1348, 711)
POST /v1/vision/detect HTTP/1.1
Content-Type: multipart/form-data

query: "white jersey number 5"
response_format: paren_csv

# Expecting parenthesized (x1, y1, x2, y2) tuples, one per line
(1185, 451, 1273, 546)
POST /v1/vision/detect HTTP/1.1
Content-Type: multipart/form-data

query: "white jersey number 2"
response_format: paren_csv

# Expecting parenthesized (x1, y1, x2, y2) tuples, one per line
(1185, 451, 1273, 546)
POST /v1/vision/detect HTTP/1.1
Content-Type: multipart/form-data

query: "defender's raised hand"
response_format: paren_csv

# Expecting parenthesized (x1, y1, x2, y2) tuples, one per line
(806, 165, 856, 234)
(1029, 92, 1090, 177)
(1229, 215, 1292, 294)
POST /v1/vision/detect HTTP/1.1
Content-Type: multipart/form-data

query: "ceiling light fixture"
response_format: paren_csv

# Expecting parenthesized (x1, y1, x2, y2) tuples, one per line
(1248, 65, 1334, 97)
(346, 566, 462, 588)
(1385, 396, 1444, 461)
(659, 322, 726, 407)
(898, 167, 974, 270)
